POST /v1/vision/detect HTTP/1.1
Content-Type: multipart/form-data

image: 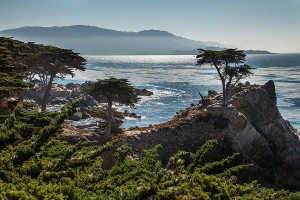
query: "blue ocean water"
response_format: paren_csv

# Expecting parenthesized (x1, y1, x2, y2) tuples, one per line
(64, 54, 300, 129)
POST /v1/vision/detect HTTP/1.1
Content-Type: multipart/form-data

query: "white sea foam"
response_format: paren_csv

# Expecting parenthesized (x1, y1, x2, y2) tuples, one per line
(124, 116, 146, 121)
(56, 55, 300, 129)
(47, 105, 64, 112)
(68, 117, 104, 127)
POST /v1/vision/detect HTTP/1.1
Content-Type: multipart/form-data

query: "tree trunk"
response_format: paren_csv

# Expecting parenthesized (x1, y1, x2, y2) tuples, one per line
(224, 80, 232, 106)
(18, 91, 24, 101)
(41, 75, 54, 111)
(105, 99, 113, 136)
(198, 91, 206, 107)
(226, 78, 241, 104)
(213, 64, 227, 106)
(221, 79, 227, 106)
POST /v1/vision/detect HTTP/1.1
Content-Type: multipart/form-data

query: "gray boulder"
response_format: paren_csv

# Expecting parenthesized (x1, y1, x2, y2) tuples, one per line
(68, 112, 83, 121)
(49, 97, 69, 105)
(77, 95, 99, 107)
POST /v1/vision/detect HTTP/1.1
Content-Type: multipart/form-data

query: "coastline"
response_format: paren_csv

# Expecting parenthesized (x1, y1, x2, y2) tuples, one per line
(53, 54, 300, 129)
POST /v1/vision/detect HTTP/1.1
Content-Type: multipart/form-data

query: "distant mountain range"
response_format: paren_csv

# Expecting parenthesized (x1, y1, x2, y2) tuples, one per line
(0, 25, 273, 55)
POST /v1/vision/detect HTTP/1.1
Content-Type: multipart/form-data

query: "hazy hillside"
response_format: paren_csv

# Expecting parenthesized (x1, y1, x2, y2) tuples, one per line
(0, 25, 225, 55)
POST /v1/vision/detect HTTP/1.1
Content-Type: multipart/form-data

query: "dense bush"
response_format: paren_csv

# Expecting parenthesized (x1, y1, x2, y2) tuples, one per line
(0, 100, 299, 199)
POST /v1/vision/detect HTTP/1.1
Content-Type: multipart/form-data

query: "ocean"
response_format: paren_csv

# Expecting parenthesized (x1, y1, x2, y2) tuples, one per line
(63, 54, 300, 129)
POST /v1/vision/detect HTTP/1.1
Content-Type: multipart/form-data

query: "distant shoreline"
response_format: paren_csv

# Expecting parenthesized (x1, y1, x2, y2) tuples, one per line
(244, 50, 277, 54)
(0, 25, 282, 55)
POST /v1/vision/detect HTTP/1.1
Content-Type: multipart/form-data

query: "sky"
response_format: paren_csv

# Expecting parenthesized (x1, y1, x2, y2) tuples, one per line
(0, 0, 300, 53)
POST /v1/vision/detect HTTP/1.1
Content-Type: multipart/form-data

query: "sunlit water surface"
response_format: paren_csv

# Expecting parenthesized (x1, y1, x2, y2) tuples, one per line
(60, 54, 300, 129)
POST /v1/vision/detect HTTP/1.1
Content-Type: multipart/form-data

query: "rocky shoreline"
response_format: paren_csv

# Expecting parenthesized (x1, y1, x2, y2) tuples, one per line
(118, 80, 300, 190)
(23, 80, 300, 190)
(24, 82, 153, 131)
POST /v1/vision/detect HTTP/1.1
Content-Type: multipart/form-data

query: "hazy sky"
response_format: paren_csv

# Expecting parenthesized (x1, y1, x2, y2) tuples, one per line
(0, 0, 300, 52)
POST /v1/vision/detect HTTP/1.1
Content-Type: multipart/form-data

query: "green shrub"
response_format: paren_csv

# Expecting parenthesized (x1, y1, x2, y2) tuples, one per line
(0, 99, 299, 199)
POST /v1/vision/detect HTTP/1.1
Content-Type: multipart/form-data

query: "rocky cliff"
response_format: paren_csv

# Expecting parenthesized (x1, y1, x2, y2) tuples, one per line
(121, 80, 300, 190)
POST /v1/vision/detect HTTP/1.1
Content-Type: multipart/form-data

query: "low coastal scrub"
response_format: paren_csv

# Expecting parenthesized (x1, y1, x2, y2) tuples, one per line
(0, 101, 299, 199)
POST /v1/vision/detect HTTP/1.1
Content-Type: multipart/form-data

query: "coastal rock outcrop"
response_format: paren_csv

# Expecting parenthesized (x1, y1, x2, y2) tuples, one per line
(121, 80, 300, 189)
(135, 88, 154, 96)
(25, 83, 80, 105)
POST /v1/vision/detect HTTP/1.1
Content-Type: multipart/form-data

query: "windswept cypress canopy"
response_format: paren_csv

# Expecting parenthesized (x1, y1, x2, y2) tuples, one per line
(0, 38, 32, 99)
(86, 78, 137, 135)
(196, 48, 253, 105)
(0, 37, 86, 111)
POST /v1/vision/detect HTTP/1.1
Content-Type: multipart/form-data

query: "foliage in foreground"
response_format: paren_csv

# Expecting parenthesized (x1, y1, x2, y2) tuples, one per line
(0, 101, 299, 199)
